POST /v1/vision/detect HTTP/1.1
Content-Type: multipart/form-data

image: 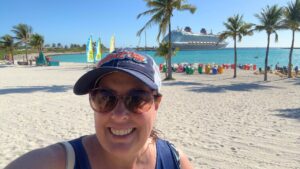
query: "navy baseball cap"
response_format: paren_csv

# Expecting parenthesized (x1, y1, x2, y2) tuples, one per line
(73, 49, 161, 95)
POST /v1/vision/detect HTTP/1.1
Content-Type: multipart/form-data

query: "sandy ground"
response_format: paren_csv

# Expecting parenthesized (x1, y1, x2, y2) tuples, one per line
(0, 63, 299, 169)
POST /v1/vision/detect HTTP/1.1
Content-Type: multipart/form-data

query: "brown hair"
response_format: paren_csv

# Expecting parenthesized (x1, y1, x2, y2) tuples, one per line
(150, 128, 161, 140)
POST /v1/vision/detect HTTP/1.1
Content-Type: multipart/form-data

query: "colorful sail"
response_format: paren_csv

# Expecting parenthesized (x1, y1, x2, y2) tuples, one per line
(109, 35, 115, 53)
(95, 38, 102, 61)
(86, 36, 94, 63)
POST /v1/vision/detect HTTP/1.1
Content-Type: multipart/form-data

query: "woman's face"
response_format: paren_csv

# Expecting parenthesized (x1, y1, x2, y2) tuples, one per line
(93, 71, 161, 156)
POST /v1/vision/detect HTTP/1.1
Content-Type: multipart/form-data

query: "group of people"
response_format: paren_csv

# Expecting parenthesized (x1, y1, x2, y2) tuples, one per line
(5, 49, 193, 169)
(3, 55, 14, 64)
(275, 62, 299, 75)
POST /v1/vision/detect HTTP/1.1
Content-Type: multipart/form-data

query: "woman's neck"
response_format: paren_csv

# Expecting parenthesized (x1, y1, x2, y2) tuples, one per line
(84, 135, 157, 169)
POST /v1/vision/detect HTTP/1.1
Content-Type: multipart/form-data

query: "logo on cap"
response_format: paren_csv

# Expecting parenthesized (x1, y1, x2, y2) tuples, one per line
(98, 51, 147, 67)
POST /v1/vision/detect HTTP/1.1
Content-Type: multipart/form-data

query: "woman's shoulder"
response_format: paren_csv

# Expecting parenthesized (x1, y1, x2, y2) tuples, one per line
(156, 138, 193, 169)
(4, 143, 66, 169)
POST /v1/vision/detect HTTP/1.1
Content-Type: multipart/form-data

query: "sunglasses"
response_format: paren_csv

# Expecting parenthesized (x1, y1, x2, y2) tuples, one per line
(89, 88, 161, 113)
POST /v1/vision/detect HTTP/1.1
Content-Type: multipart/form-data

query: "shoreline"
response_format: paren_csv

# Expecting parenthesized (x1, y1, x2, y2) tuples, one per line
(13, 51, 85, 61)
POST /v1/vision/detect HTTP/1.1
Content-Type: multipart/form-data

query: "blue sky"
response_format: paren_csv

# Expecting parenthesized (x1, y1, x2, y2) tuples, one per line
(1, 0, 299, 48)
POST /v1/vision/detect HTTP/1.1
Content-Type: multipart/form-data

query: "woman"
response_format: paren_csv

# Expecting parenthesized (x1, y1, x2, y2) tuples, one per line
(5, 49, 193, 169)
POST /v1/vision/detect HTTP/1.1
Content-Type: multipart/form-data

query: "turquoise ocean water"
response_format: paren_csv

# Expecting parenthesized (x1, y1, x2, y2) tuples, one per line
(51, 48, 300, 69)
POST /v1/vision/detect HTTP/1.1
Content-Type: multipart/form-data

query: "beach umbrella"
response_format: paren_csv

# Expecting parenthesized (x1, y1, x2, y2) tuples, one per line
(86, 36, 94, 63)
(95, 38, 102, 61)
(109, 34, 115, 53)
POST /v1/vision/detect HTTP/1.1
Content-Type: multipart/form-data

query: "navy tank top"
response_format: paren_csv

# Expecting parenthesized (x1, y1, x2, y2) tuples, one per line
(69, 137, 180, 169)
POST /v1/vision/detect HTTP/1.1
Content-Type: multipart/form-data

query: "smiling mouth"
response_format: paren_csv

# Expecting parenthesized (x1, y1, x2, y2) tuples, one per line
(110, 128, 135, 136)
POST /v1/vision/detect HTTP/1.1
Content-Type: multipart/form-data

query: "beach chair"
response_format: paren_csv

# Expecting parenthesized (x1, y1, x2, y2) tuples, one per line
(218, 66, 224, 74)
(253, 64, 257, 71)
(48, 61, 60, 66)
(231, 64, 235, 69)
(185, 66, 194, 75)
(198, 64, 203, 74)
(177, 65, 184, 73)
(162, 65, 167, 73)
(212, 67, 218, 75)
(205, 65, 211, 74)
(159, 64, 163, 71)
(225, 64, 229, 69)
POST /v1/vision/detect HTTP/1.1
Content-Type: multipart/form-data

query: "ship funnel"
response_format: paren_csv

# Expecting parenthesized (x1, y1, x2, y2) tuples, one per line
(200, 28, 207, 35)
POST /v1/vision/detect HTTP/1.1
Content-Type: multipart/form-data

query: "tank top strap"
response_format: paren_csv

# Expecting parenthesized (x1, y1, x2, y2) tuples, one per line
(155, 138, 181, 169)
(68, 137, 92, 169)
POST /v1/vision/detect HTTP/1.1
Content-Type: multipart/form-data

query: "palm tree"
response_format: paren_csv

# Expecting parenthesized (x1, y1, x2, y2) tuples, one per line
(11, 23, 33, 63)
(282, 0, 300, 78)
(219, 14, 253, 78)
(137, 0, 196, 80)
(254, 5, 283, 81)
(155, 42, 178, 78)
(30, 33, 44, 52)
(0, 35, 15, 64)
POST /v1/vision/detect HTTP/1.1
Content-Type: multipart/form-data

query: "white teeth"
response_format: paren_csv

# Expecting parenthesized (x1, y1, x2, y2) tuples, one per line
(110, 128, 133, 136)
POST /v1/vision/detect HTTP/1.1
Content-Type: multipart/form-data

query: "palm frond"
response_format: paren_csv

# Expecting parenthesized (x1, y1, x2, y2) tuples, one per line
(220, 14, 252, 43)
(254, 4, 283, 35)
(282, 0, 300, 31)
(237, 34, 243, 42)
(274, 31, 279, 42)
(178, 4, 196, 13)
(137, 10, 164, 37)
(137, 8, 161, 19)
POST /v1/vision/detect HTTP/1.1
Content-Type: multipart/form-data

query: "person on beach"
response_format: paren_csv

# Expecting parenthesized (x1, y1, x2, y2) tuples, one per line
(5, 49, 193, 169)
(275, 62, 279, 70)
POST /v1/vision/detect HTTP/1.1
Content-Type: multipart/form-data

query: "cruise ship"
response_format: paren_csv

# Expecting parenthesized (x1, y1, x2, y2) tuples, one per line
(163, 27, 228, 50)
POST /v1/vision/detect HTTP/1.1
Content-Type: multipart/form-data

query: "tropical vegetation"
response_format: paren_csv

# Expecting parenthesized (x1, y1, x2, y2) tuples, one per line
(254, 5, 283, 81)
(282, 0, 300, 78)
(30, 33, 44, 53)
(11, 23, 33, 63)
(155, 42, 178, 78)
(0, 23, 97, 62)
(137, 0, 196, 80)
(219, 14, 253, 78)
(0, 35, 15, 64)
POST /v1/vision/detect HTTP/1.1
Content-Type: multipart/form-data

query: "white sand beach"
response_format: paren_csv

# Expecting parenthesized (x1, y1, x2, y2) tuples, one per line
(0, 63, 299, 169)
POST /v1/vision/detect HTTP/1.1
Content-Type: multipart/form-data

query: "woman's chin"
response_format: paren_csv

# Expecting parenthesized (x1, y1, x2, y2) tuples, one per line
(102, 127, 141, 154)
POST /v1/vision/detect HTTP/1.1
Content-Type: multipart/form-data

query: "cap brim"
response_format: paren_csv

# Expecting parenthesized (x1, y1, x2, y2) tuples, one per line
(73, 67, 158, 95)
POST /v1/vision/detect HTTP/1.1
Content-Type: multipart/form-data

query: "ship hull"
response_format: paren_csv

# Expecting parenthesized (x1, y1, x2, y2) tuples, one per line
(173, 43, 227, 50)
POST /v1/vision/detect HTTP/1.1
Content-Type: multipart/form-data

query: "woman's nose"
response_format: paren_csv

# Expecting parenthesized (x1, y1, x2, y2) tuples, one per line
(111, 100, 130, 120)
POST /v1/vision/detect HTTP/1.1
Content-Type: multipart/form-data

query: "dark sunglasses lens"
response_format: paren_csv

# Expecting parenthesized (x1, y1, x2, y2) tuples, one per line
(90, 90, 117, 113)
(125, 91, 154, 113)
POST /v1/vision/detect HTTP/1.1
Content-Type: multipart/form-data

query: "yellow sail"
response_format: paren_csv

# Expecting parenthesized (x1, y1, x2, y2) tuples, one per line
(87, 36, 94, 63)
(95, 38, 102, 61)
(109, 35, 115, 53)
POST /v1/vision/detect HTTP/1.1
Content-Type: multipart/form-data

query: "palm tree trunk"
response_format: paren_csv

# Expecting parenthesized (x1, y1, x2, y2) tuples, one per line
(288, 30, 295, 78)
(10, 49, 14, 64)
(25, 43, 28, 63)
(233, 37, 237, 78)
(167, 19, 172, 79)
(265, 34, 270, 81)
(164, 57, 168, 78)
